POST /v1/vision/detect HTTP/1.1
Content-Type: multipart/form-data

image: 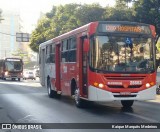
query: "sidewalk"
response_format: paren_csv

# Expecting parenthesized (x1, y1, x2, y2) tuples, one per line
(148, 95, 160, 103)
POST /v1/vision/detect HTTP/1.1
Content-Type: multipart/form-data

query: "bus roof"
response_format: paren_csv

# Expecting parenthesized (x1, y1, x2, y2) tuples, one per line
(39, 22, 96, 48)
(0, 57, 22, 60)
(39, 21, 154, 48)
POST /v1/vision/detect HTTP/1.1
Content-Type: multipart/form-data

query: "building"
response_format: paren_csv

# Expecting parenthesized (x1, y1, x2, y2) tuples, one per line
(0, 10, 22, 59)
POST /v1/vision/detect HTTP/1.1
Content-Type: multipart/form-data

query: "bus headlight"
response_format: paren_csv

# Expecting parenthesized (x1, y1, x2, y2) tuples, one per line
(146, 82, 155, 88)
(93, 82, 104, 89)
(98, 83, 104, 88)
(146, 83, 150, 88)
(5, 71, 8, 76)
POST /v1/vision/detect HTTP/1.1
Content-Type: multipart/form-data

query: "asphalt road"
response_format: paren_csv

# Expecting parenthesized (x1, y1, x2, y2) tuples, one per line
(0, 78, 160, 132)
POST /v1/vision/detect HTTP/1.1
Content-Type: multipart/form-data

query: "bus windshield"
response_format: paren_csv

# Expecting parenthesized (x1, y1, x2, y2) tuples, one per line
(5, 61, 23, 72)
(90, 35, 155, 73)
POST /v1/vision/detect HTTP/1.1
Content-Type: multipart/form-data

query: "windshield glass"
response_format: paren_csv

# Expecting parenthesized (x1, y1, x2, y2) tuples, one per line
(5, 61, 23, 72)
(90, 35, 155, 73)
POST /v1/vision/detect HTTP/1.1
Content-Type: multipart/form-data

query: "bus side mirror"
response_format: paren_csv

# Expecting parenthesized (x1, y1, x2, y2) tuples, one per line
(83, 39, 89, 52)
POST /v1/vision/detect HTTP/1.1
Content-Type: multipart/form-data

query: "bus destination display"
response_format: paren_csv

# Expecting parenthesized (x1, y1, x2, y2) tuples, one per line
(98, 24, 151, 34)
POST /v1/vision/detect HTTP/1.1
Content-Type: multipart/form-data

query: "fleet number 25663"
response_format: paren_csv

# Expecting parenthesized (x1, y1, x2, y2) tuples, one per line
(130, 81, 142, 85)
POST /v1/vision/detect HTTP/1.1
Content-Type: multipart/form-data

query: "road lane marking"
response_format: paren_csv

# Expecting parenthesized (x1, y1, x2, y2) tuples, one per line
(124, 112, 159, 122)
(17, 115, 43, 123)
(0, 81, 41, 87)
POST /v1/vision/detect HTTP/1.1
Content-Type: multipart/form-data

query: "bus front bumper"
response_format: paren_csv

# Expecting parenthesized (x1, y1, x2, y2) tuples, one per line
(88, 85, 156, 102)
(4, 75, 23, 79)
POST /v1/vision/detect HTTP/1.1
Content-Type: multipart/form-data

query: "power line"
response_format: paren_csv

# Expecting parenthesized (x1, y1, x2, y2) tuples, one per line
(0, 31, 16, 36)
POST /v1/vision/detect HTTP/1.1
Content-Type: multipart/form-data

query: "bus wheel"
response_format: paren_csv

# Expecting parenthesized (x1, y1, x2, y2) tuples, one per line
(156, 87, 160, 95)
(74, 87, 85, 108)
(121, 100, 134, 108)
(47, 79, 57, 98)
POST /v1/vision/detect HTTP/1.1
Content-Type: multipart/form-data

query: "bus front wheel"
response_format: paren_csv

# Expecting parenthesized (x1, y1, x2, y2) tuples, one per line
(121, 100, 134, 108)
(74, 87, 86, 108)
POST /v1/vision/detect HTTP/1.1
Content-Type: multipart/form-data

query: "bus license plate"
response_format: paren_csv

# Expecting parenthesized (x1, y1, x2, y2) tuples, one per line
(120, 92, 131, 95)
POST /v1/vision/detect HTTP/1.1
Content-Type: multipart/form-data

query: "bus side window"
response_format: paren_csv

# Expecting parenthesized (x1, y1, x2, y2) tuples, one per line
(61, 52, 68, 62)
(50, 53, 55, 63)
(61, 37, 76, 63)
(49, 44, 55, 63)
(46, 46, 49, 63)
(39, 50, 41, 64)
(68, 37, 76, 62)
(62, 39, 68, 51)
(68, 50, 76, 62)
(61, 39, 68, 62)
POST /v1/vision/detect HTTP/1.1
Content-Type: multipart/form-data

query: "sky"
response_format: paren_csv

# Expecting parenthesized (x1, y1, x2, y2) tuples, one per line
(0, 0, 115, 33)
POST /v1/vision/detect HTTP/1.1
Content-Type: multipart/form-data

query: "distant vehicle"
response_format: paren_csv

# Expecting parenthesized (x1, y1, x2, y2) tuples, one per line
(33, 66, 40, 77)
(23, 71, 36, 80)
(35, 69, 40, 77)
(0, 58, 23, 81)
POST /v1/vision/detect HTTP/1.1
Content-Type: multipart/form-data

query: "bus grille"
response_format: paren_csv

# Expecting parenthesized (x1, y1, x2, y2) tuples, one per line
(105, 76, 145, 80)
(107, 85, 142, 89)
(114, 95, 137, 98)
(105, 75, 144, 89)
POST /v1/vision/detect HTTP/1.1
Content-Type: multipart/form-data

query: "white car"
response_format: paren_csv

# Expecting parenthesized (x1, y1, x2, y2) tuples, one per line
(23, 71, 36, 80)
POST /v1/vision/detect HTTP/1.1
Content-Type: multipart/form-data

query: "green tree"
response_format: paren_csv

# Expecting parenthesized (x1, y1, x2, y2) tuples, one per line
(132, 0, 160, 34)
(12, 49, 28, 61)
(30, 16, 51, 52)
(75, 4, 105, 26)
(29, 4, 105, 52)
(156, 38, 160, 51)
(104, 0, 134, 21)
(29, 1, 160, 53)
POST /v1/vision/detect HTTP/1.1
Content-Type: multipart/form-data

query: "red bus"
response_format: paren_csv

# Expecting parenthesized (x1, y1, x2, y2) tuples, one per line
(0, 58, 23, 81)
(39, 21, 157, 108)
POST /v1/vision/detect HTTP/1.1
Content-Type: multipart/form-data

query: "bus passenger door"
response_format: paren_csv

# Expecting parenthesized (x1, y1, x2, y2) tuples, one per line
(40, 49, 45, 86)
(81, 37, 89, 97)
(55, 44, 61, 92)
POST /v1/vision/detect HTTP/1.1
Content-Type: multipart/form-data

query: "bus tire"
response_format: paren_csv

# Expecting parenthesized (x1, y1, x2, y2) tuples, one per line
(74, 86, 86, 108)
(121, 100, 134, 108)
(47, 79, 57, 98)
(156, 87, 160, 95)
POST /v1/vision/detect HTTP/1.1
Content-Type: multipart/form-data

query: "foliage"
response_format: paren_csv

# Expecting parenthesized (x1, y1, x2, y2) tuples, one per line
(29, 1, 160, 52)
(132, 0, 160, 34)
(29, 4, 105, 52)
(12, 49, 28, 61)
(104, 3, 133, 21)
(156, 38, 160, 52)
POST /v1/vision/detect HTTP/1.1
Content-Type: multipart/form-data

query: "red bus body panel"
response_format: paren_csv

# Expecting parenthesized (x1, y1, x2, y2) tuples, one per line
(39, 21, 156, 102)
